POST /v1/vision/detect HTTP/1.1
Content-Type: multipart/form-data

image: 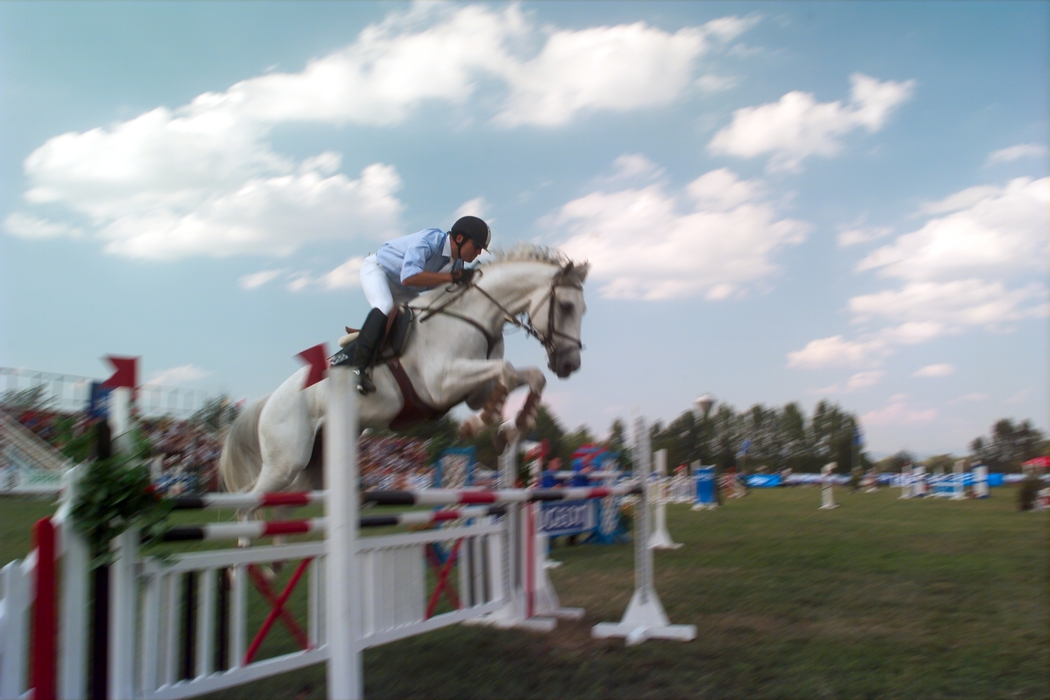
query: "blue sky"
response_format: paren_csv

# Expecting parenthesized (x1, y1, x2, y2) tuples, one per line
(1, 1, 1046, 458)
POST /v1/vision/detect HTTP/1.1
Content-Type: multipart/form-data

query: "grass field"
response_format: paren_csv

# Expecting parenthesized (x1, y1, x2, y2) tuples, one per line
(1, 486, 1046, 699)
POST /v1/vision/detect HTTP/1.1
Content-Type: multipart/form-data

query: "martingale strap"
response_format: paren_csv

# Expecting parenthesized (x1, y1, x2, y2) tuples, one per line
(387, 358, 449, 430)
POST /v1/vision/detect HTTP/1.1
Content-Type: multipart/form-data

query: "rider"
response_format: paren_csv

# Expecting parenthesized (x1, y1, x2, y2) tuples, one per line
(332, 215, 491, 395)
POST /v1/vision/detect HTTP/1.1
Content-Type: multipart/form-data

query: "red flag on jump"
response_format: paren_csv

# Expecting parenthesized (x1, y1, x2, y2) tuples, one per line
(297, 344, 328, 389)
(101, 356, 138, 389)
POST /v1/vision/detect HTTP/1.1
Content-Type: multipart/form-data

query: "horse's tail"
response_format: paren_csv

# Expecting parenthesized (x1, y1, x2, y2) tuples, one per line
(219, 396, 269, 493)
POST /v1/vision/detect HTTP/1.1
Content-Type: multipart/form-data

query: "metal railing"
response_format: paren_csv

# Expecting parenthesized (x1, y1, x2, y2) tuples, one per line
(0, 368, 208, 418)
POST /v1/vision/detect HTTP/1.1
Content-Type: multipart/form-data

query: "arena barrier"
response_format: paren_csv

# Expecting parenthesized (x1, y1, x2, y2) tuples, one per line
(3, 369, 694, 700)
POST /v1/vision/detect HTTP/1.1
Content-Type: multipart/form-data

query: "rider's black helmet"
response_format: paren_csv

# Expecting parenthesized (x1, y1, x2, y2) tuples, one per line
(450, 216, 491, 250)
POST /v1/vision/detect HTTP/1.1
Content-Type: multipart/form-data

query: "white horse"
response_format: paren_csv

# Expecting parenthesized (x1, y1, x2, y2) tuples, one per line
(220, 245, 588, 496)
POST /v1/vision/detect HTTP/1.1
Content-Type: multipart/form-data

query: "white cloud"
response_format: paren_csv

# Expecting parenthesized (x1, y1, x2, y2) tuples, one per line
(454, 197, 491, 221)
(146, 365, 210, 387)
(497, 23, 704, 127)
(319, 256, 366, 290)
(8, 5, 759, 262)
(851, 280, 1045, 332)
(239, 269, 285, 290)
(551, 165, 808, 300)
(862, 394, 938, 427)
(610, 154, 665, 182)
(845, 370, 885, 390)
(697, 74, 738, 92)
(4, 212, 83, 239)
(811, 370, 886, 394)
(837, 225, 892, 247)
(986, 143, 1047, 165)
(786, 335, 888, 369)
(913, 363, 954, 378)
(708, 73, 915, 172)
(1004, 388, 1033, 405)
(949, 392, 988, 405)
(859, 177, 1048, 281)
(792, 177, 1049, 370)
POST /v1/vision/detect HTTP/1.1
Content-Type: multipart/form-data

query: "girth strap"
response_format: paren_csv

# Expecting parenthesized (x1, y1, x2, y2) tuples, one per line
(386, 358, 448, 430)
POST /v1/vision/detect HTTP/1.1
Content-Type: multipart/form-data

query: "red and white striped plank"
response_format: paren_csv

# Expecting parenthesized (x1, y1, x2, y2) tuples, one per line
(159, 518, 325, 542)
(170, 491, 326, 510)
(158, 506, 509, 541)
(361, 504, 506, 529)
(362, 482, 641, 507)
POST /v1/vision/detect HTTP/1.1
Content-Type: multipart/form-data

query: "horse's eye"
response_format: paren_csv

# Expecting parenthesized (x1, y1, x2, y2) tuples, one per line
(559, 302, 575, 315)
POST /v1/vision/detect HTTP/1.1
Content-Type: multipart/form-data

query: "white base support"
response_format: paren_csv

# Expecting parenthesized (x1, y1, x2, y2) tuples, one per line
(818, 503, 839, 510)
(591, 588, 696, 646)
(690, 503, 719, 511)
(647, 527, 682, 550)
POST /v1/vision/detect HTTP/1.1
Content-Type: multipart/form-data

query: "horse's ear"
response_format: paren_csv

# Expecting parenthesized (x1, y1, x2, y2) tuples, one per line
(576, 261, 590, 283)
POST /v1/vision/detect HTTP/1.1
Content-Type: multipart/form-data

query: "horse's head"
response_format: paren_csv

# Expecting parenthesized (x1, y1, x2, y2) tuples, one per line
(530, 260, 589, 378)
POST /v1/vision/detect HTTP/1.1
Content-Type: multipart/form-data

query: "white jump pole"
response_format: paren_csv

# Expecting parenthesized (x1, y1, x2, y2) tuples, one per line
(592, 416, 695, 645)
(913, 465, 927, 497)
(952, 460, 966, 500)
(325, 367, 362, 700)
(973, 465, 989, 498)
(648, 449, 681, 550)
(899, 464, 913, 499)
(819, 462, 839, 510)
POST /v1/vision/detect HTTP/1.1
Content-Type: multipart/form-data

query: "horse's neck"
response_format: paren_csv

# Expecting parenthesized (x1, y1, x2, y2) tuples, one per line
(463, 262, 553, 331)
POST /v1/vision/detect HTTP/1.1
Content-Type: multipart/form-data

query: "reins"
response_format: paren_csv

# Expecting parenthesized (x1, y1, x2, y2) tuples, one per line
(412, 266, 584, 359)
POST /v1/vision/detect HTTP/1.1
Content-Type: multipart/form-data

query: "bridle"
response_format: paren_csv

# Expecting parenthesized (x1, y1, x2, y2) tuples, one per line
(414, 265, 584, 360)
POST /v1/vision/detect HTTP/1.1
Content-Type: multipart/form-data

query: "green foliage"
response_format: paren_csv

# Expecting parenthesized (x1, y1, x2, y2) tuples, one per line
(970, 418, 1045, 472)
(190, 394, 241, 434)
(70, 457, 173, 567)
(390, 414, 461, 464)
(0, 385, 55, 412)
(1018, 473, 1042, 511)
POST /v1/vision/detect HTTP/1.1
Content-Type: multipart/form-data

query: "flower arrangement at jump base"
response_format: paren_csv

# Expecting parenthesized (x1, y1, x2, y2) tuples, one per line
(70, 455, 172, 567)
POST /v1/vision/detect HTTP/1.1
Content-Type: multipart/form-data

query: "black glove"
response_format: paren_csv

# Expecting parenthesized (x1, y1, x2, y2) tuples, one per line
(451, 267, 477, 285)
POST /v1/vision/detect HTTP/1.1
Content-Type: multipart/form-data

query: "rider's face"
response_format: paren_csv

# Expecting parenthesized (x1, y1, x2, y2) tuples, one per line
(456, 238, 481, 263)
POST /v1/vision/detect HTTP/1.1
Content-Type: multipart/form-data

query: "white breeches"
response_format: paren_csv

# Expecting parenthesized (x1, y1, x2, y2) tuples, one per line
(360, 255, 417, 315)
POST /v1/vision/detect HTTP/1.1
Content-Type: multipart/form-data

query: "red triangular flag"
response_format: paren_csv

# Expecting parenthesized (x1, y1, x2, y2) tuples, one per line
(297, 344, 328, 389)
(101, 356, 138, 389)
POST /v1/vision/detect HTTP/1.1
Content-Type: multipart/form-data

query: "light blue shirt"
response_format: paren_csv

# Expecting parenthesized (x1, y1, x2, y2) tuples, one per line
(373, 228, 461, 294)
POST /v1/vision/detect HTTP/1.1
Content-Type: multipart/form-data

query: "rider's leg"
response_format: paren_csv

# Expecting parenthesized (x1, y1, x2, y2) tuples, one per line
(348, 255, 395, 394)
(351, 307, 387, 394)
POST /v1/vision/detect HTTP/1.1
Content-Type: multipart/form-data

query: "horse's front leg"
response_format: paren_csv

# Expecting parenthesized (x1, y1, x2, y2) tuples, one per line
(495, 367, 546, 450)
(435, 358, 524, 439)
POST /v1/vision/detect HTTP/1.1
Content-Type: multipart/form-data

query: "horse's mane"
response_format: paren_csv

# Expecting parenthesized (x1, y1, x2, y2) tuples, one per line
(480, 243, 571, 268)
(413, 243, 587, 307)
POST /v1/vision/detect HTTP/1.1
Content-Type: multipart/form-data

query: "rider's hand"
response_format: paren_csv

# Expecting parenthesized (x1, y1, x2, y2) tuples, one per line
(451, 267, 476, 285)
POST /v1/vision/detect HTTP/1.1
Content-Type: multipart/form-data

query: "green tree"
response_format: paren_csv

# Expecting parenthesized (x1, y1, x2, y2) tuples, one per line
(190, 395, 240, 433)
(529, 404, 567, 465)
(1, 385, 55, 412)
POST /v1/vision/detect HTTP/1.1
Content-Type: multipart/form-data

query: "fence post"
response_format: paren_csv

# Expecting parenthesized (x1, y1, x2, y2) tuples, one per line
(325, 368, 361, 700)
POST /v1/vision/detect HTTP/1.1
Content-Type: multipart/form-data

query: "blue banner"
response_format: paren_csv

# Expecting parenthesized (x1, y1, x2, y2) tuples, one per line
(88, 382, 112, 419)
(540, 500, 597, 537)
(745, 474, 782, 488)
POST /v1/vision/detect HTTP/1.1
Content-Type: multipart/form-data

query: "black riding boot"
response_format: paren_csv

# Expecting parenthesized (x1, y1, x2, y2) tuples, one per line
(351, 308, 388, 395)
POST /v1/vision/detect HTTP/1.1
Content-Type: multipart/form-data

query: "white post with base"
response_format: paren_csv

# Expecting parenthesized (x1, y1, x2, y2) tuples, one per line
(325, 367, 362, 700)
(592, 416, 696, 645)
(819, 462, 839, 510)
(648, 449, 681, 550)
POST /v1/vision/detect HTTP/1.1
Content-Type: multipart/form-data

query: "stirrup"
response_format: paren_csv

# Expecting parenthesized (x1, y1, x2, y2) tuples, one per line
(355, 368, 376, 395)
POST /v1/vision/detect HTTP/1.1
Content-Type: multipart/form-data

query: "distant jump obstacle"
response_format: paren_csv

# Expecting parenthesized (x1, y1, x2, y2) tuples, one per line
(1, 368, 694, 700)
(899, 463, 989, 500)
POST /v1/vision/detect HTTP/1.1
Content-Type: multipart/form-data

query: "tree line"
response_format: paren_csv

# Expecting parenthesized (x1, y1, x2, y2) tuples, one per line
(5, 385, 1046, 474)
